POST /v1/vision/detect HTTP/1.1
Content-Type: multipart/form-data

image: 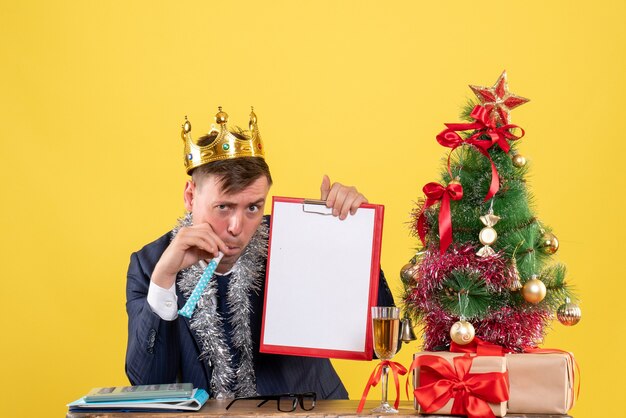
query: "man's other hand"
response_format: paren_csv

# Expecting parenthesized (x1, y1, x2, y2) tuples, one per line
(151, 223, 226, 289)
(320, 175, 368, 220)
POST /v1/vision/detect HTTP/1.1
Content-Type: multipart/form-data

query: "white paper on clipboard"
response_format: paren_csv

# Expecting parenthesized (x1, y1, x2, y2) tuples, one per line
(260, 196, 384, 360)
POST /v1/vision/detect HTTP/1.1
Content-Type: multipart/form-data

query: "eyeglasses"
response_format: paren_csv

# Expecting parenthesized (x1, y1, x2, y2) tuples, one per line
(225, 392, 317, 412)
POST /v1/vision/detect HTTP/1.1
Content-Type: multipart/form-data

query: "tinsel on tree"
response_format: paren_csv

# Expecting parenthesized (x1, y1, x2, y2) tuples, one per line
(402, 72, 581, 352)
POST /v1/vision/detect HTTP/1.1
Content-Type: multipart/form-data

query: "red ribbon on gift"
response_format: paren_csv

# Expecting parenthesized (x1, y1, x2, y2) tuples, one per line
(436, 105, 525, 201)
(450, 336, 509, 356)
(417, 181, 463, 254)
(407, 354, 509, 418)
(357, 360, 407, 413)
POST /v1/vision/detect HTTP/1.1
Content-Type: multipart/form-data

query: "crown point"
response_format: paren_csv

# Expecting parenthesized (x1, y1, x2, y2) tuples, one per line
(249, 107, 257, 125)
(183, 116, 191, 133)
(215, 107, 228, 125)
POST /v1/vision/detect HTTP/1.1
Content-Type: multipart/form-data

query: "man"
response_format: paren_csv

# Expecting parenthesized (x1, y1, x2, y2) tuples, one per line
(125, 107, 395, 400)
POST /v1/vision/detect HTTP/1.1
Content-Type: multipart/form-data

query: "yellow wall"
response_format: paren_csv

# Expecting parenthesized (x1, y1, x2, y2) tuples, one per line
(1, 1, 623, 416)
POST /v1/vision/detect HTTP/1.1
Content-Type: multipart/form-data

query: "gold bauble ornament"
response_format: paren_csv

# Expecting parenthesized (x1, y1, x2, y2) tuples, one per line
(400, 262, 420, 282)
(522, 275, 547, 304)
(540, 232, 559, 254)
(557, 298, 582, 326)
(450, 320, 475, 345)
(512, 153, 527, 167)
(448, 177, 462, 187)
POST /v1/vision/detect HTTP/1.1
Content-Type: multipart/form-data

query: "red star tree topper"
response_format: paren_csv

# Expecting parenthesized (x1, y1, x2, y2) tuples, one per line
(469, 70, 529, 125)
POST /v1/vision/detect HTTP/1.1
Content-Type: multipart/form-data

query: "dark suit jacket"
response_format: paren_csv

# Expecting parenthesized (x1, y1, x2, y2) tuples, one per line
(125, 221, 396, 399)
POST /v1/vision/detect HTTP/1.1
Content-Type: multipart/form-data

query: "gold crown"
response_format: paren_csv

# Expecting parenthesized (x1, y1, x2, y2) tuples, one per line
(181, 106, 265, 174)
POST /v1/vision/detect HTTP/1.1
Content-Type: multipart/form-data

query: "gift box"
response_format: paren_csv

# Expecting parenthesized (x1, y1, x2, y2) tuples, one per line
(411, 351, 508, 417)
(506, 352, 576, 414)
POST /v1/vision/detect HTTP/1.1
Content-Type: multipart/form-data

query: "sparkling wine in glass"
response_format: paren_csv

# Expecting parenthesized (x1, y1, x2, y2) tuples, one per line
(371, 306, 400, 413)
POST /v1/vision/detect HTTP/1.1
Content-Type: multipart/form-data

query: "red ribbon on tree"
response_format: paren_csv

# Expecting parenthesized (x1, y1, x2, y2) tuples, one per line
(417, 180, 463, 254)
(407, 354, 509, 418)
(356, 360, 407, 413)
(436, 105, 525, 201)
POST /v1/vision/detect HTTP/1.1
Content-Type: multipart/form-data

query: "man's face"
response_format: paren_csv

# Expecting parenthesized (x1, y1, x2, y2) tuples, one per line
(184, 175, 270, 272)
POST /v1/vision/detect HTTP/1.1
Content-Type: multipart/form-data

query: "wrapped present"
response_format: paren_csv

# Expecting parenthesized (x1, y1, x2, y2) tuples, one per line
(409, 352, 508, 418)
(506, 352, 576, 414)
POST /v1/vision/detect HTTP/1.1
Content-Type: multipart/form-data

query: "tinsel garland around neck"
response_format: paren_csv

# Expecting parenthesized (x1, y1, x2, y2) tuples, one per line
(172, 213, 268, 399)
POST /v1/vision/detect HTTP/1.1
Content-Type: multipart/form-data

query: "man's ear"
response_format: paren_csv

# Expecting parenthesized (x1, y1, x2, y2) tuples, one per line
(183, 180, 195, 212)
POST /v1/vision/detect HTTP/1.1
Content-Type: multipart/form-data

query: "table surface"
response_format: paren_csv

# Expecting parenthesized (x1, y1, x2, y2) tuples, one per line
(66, 399, 572, 418)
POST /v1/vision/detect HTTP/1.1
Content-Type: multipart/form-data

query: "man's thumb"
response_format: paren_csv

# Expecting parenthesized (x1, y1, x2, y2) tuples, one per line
(320, 175, 331, 200)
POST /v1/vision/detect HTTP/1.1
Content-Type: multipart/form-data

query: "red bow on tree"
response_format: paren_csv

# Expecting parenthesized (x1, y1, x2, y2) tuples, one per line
(436, 105, 525, 201)
(408, 354, 509, 418)
(417, 181, 463, 254)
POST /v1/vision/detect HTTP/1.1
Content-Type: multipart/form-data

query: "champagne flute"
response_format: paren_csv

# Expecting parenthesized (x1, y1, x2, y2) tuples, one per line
(371, 306, 400, 413)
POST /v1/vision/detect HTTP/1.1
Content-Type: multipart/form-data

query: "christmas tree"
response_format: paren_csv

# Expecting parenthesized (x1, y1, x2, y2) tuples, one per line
(402, 72, 581, 352)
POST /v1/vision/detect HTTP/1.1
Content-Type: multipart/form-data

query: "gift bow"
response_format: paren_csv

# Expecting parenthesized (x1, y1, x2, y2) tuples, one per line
(356, 360, 407, 413)
(407, 354, 509, 418)
(436, 105, 525, 201)
(417, 181, 463, 254)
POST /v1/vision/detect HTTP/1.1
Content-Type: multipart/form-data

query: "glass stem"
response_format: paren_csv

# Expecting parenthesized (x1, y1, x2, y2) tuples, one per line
(381, 364, 389, 406)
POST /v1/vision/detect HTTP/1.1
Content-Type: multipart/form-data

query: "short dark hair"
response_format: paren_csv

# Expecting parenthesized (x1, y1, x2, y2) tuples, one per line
(191, 157, 272, 194)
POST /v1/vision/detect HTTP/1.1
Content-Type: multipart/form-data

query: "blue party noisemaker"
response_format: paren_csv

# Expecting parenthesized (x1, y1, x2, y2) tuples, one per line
(178, 252, 224, 318)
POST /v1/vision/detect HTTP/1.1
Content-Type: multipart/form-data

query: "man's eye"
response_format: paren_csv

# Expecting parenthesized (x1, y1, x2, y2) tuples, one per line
(248, 205, 259, 212)
(217, 204, 228, 210)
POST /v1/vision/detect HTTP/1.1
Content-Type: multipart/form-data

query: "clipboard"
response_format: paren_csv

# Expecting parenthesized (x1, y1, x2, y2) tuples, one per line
(260, 196, 384, 360)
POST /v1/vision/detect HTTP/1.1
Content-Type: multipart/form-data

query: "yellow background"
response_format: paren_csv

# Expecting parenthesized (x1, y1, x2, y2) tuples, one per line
(1, 1, 624, 416)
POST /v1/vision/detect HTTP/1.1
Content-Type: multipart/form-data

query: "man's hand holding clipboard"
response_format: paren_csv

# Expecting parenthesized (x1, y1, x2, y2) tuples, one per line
(319, 174, 369, 219)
